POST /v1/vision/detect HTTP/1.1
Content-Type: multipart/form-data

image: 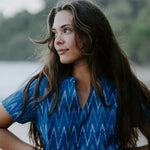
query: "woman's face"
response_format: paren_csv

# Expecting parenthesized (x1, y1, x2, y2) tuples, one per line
(52, 10, 83, 64)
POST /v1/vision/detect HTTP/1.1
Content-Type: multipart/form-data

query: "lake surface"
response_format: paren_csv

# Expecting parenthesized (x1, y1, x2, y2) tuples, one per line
(0, 61, 150, 100)
(0, 61, 41, 100)
(0, 61, 150, 147)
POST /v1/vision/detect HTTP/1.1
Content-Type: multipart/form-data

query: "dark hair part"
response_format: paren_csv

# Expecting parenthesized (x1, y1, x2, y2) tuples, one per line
(22, 0, 150, 149)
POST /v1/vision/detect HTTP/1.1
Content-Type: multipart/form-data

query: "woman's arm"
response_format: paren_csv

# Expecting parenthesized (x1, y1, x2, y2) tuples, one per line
(126, 121, 150, 150)
(0, 104, 35, 150)
(126, 145, 149, 150)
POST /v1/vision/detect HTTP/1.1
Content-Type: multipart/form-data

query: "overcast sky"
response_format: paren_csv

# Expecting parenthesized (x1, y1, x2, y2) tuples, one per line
(0, 0, 45, 18)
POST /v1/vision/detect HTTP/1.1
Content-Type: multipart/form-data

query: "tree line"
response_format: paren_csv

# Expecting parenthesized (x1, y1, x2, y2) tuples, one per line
(0, 0, 150, 65)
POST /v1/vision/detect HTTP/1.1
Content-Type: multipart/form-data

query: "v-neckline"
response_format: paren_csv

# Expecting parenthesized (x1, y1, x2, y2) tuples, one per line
(75, 84, 93, 111)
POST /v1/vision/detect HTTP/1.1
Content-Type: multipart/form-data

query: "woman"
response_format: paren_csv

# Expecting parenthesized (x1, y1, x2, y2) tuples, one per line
(0, 0, 150, 149)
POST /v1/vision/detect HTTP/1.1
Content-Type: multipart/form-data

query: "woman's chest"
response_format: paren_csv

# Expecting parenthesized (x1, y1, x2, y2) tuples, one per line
(37, 86, 118, 149)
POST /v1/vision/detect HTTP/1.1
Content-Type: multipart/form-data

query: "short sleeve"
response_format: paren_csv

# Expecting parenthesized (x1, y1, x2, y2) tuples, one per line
(2, 79, 39, 124)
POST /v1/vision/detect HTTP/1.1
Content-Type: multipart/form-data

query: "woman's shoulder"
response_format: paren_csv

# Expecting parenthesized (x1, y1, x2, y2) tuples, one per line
(99, 76, 116, 90)
(60, 76, 76, 87)
(28, 76, 48, 90)
(99, 76, 118, 105)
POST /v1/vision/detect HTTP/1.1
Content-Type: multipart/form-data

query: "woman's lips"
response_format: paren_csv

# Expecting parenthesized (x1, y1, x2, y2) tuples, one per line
(57, 49, 69, 55)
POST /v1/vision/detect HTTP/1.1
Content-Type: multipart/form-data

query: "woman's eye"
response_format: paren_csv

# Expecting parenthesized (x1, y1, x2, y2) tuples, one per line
(52, 32, 58, 37)
(64, 28, 71, 34)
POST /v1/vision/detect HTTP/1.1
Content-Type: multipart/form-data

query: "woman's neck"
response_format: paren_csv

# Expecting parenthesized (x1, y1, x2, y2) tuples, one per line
(72, 59, 91, 109)
(72, 59, 91, 85)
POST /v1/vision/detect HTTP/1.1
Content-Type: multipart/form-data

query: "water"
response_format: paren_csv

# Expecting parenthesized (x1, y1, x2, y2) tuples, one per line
(0, 61, 150, 147)
(132, 65, 150, 88)
(0, 61, 149, 100)
(0, 61, 41, 100)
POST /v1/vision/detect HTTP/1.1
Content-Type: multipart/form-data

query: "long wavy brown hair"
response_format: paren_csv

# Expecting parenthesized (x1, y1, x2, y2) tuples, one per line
(21, 0, 150, 149)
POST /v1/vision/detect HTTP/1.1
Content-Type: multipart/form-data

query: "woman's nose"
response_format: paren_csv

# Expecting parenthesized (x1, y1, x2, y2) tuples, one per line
(55, 34, 64, 45)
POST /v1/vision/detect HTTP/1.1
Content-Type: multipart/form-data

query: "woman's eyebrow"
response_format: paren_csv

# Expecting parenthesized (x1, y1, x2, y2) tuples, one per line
(52, 24, 72, 31)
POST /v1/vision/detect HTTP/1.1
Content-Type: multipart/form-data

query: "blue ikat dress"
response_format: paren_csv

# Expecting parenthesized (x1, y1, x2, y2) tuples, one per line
(2, 77, 120, 150)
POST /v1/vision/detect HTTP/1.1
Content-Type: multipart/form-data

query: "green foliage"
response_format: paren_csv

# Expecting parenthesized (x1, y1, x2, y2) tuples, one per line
(0, 8, 48, 61)
(0, 0, 150, 65)
(0, 12, 4, 22)
(100, 0, 150, 65)
(127, 6, 150, 64)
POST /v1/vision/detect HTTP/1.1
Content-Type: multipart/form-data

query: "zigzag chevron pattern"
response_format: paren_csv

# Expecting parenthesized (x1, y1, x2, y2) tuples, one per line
(36, 77, 119, 149)
(2, 77, 119, 150)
